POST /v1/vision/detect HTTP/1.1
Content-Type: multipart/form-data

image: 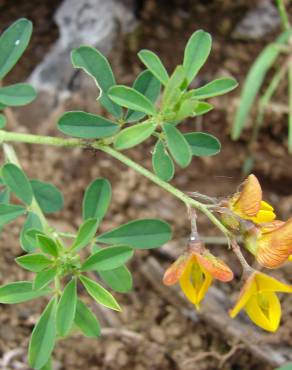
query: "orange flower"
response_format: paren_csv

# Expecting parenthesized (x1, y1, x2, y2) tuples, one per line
(245, 219, 292, 268)
(228, 174, 276, 225)
(230, 272, 292, 332)
(163, 246, 233, 309)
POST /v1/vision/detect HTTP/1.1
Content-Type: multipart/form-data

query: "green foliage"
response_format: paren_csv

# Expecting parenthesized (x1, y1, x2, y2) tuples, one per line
(82, 178, 112, 221)
(37, 234, 59, 257)
(99, 265, 133, 293)
(0, 83, 36, 106)
(15, 253, 53, 272)
(125, 70, 161, 122)
(34, 266, 58, 290)
(71, 218, 99, 252)
(0, 281, 50, 304)
(74, 299, 101, 337)
(97, 219, 172, 249)
(183, 30, 212, 84)
(20, 212, 43, 252)
(138, 49, 169, 85)
(152, 139, 175, 182)
(0, 203, 26, 228)
(191, 78, 238, 99)
(109, 85, 157, 115)
(184, 132, 221, 156)
(58, 111, 120, 139)
(81, 246, 134, 272)
(71, 46, 122, 118)
(0, 113, 7, 128)
(30, 180, 64, 214)
(0, 18, 32, 80)
(28, 297, 57, 369)
(56, 278, 77, 337)
(79, 275, 121, 311)
(232, 28, 292, 143)
(2, 163, 33, 205)
(114, 121, 156, 150)
(163, 122, 192, 168)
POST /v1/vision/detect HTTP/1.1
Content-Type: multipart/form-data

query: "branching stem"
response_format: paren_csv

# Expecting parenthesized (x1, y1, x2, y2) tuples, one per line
(0, 129, 230, 238)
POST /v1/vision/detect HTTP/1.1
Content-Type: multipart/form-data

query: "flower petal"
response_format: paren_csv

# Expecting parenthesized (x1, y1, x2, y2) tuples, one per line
(251, 209, 275, 224)
(244, 292, 281, 332)
(163, 254, 191, 286)
(256, 272, 292, 293)
(229, 273, 257, 318)
(195, 251, 234, 282)
(256, 219, 292, 268)
(233, 174, 262, 217)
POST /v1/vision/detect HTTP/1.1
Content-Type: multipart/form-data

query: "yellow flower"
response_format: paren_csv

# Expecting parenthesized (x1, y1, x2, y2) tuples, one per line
(230, 272, 292, 332)
(245, 219, 292, 268)
(163, 248, 233, 309)
(229, 174, 276, 225)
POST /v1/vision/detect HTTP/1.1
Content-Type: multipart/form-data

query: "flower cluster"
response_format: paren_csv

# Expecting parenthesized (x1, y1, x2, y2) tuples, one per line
(163, 174, 292, 332)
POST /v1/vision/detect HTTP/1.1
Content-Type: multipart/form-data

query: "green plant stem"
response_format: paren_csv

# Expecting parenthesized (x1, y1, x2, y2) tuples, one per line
(0, 130, 230, 238)
(1, 143, 51, 233)
(289, 58, 292, 152)
(276, 0, 291, 31)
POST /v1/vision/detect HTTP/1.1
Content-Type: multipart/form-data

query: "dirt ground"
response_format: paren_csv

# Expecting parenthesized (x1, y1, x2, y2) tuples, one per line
(0, 1, 292, 369)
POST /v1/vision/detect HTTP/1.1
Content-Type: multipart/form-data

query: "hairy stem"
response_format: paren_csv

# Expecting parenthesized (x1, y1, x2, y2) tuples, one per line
(0, 130, 230, 238)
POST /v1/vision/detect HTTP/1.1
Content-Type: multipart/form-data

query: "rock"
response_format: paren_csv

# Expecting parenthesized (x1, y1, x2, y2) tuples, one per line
(29, 0, 136, 98)
(232, 0, 280, 40)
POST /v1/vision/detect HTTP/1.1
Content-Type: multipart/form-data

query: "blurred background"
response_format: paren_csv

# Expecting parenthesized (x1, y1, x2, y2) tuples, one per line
(0, 0, 292, 369)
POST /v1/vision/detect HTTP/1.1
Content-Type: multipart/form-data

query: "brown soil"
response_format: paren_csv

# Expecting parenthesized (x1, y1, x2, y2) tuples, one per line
(1, 1, 292, 370)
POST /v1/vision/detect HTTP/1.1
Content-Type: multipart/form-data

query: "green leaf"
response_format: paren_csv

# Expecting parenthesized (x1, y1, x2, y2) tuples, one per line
(82, 178, 111, 221)
(152, 140, 174, 182)
(193, 101, 213, 116)
(71, 218, 99, 252)
(183, 30, 212, 84)
(80, 275, 121, 311)
(34, 266, 58, 291)
(109, 85, 157, 116)
(174, 99, 199, 122)
(232, 29, 292, 140)
(276, 365, 292, 370)
(71, 46, 122, 118)
(15, 253, 52, 272)
(0, 18, 32, 80)
(28, 296, 57, 370)
(20, 212, 43, 252)
(114, 121, 156, 150)
(163, 123, 192, 167)
(138, 49, 169, 86)
(0, 113, 6, 128)
(0, 83, 36, 106)
(37, 234, 59, 257)
(162, 66, 186, 108)
(2, 163, 33, 205)
(97, 219, 172, 249)
(81, 246, 134, 272)
(99, 265, 132, 293)
(74, 299, 101, 337)
(31, 179, 64, 214)
(184, 132, 221, 156)
(58, 111, 119, 139)
(24, 229, 47, 248)
(191, 78, 238, 99)
(56, 278, 77, 337)
(0, 203, 26, 228)
(40, 358, 52, 370)
(0, 281, 50, 304)
(0, 188, 10, 203)
(126, 70, 161, 122)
